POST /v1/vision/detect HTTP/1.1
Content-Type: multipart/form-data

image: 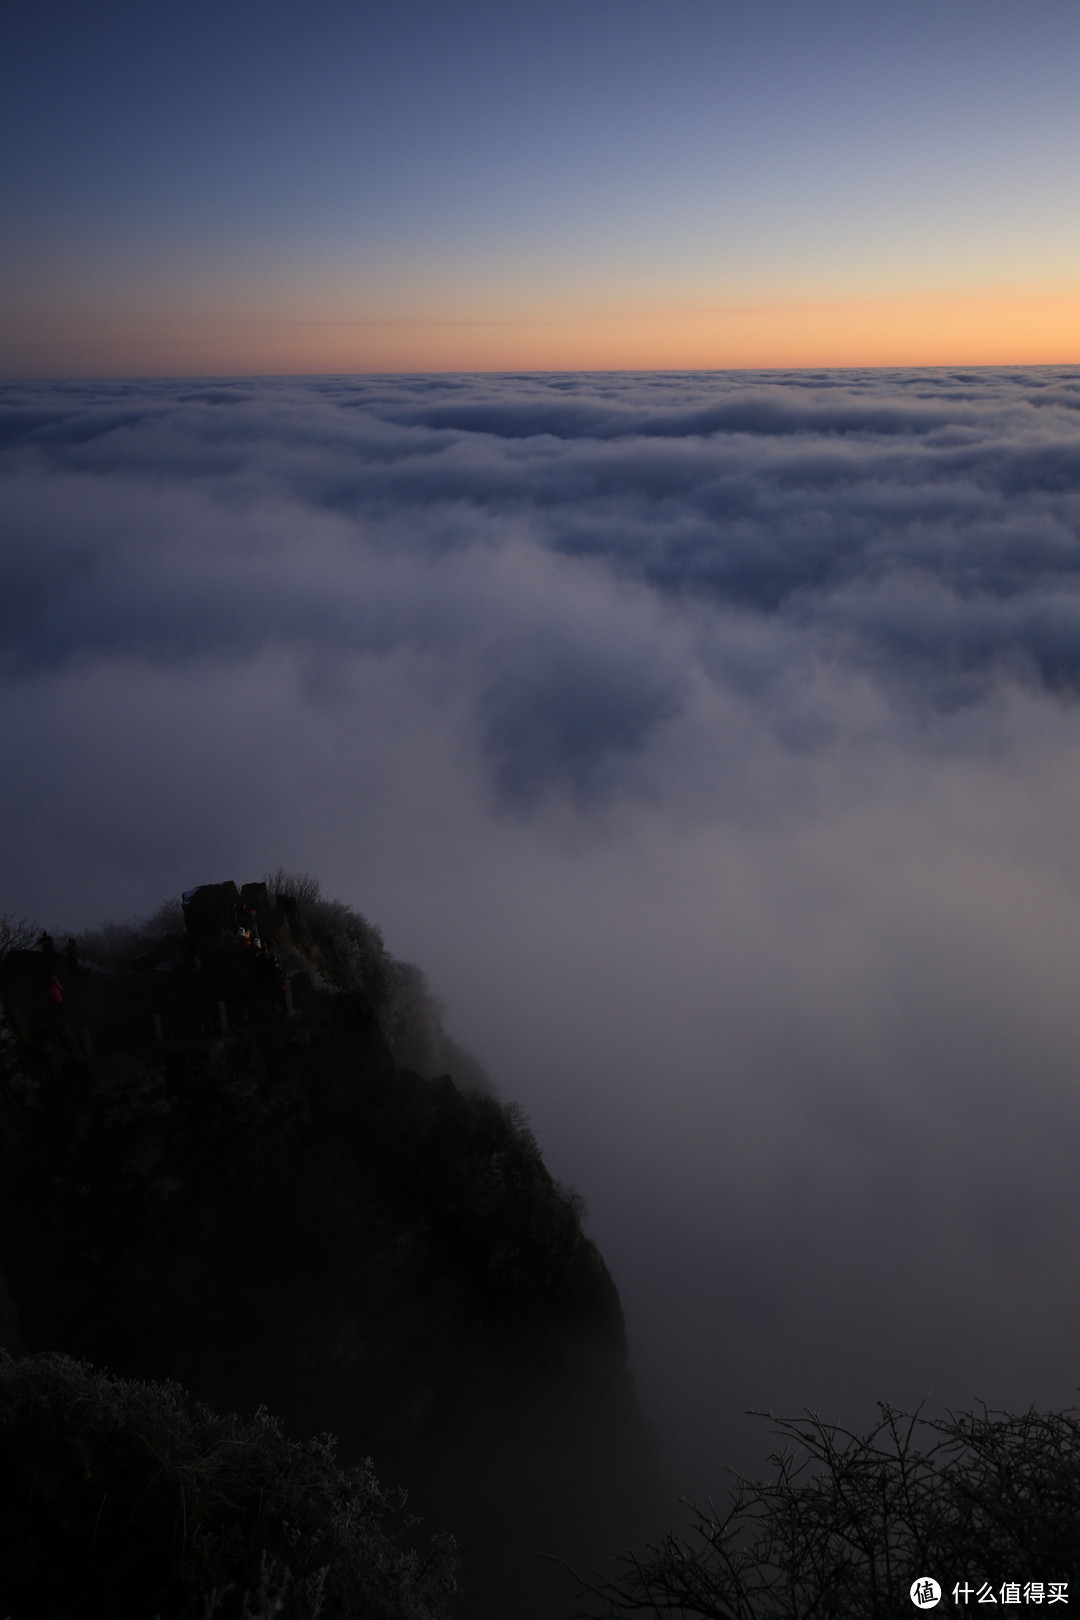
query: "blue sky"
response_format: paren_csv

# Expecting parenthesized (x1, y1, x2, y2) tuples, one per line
(3, 0, 1079, 371)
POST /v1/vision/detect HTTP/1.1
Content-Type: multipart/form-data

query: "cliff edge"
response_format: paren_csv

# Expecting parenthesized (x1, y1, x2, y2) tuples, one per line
(0, 879, 666, 1618)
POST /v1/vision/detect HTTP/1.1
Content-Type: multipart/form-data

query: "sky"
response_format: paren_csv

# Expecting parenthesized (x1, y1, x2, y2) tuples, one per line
(5, 367, 1080, 1500)
(3, 0, 1080, 374)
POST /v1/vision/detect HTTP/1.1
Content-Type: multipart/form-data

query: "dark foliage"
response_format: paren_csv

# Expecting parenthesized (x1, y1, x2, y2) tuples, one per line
(0, 878, 665, 1620)
(0, 1350, 456, 1620)
(261, 869, 489, 1088)
(76, 897, 185, 964)
(0, 913, 37, 964)
(575, 1405, 1080, 1619)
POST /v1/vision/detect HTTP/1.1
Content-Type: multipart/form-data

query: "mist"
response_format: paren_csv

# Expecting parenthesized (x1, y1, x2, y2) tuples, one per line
(4, 366, 1080, 1498)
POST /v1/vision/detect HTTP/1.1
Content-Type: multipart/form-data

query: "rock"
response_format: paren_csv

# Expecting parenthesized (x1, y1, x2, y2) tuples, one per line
(181, 882, 242, 946)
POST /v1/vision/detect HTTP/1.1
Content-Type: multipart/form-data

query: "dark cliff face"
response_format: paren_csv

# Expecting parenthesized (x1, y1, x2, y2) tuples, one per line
(0, 902, 666, 1619)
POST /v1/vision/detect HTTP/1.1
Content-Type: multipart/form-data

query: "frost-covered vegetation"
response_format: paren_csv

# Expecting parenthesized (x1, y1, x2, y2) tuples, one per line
(70, 871, 489, 1088)
(75, 896, 184, 963)
(576, 1404, 1080, 1620)
(262, 868, 467, 1081)
(0, 1351, 456, 1620)
(0, 913, 38, 963)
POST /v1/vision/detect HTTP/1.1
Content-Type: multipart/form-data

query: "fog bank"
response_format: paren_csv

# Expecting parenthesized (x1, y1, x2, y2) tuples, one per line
(4, 367, 1080, 1492)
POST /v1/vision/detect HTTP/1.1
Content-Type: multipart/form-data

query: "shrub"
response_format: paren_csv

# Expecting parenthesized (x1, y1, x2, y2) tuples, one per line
(263, 870, 485, 1085)
(574, 1404, 1080, 1620)
(76, 898, 185, 966)
(0, 913, 38, 964)
(0, 1351, 457, 1620)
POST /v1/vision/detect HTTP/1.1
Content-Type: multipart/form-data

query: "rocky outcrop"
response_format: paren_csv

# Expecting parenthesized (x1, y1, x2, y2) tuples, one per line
(0, 888, 666, 1619)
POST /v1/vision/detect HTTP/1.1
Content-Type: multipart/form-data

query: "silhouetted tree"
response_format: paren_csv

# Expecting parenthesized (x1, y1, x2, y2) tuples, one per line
(0, 913, 37, 964)
(575, 1404, 1080, 1620)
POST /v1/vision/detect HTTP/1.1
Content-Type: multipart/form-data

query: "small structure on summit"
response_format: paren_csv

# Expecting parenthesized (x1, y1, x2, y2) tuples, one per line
(182, 881, 311, 957)
(181, 882, 244, 946)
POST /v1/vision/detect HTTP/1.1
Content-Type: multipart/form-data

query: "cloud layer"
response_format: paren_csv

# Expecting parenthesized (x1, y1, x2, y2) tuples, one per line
(4, 367, 1080, 1494)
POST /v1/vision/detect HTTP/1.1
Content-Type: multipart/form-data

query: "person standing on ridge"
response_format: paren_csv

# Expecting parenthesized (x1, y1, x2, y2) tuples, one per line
(46, 975, 63, 1020)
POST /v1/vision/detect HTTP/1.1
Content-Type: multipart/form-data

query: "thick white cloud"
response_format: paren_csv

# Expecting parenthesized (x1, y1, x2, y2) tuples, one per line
(4, 368, 1080, 1494)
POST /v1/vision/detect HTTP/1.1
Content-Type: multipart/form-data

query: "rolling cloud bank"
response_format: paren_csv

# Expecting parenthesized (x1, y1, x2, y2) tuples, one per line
(4, 367, 1080, 1495)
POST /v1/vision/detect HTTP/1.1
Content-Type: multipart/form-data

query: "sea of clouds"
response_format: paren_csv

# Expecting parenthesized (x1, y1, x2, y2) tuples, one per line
(4, 366, 1080, 1495)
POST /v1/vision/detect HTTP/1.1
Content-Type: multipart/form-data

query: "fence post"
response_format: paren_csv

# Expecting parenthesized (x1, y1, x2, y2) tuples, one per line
(218, 1000, 228, 1035)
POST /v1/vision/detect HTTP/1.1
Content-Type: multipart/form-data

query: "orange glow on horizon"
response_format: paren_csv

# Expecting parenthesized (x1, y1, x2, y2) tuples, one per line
(3, 284, 1079, 377)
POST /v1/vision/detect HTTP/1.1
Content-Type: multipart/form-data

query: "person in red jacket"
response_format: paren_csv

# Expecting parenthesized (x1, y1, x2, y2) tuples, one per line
(46, 975, 63, 1017)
